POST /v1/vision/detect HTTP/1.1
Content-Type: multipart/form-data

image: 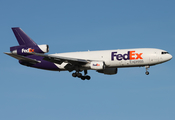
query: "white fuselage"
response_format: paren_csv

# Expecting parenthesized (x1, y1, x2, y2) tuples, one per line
(7, 27, 173, 79)
(53, 48, 172, 70)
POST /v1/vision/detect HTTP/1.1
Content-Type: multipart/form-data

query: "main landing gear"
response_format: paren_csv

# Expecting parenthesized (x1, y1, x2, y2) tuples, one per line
(72, 70, 91, 80)
(145, 66, 150, 75)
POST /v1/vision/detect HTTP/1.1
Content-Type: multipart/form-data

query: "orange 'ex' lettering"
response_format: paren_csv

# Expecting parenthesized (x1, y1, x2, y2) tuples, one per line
(29, 48, 35, 52)
(130, 51, 135, 60)
(136, 53, 143, 59)
(130, 51, 143, 60)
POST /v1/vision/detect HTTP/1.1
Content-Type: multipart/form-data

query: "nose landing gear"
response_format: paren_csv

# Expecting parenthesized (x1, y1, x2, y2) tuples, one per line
(145, 66, 150, 75)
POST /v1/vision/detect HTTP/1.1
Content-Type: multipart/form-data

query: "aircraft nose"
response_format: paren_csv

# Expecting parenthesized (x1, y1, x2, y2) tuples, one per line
(166, 54, 173, 61)
(169, 54, 173, 60)
(161, 53, 173, 62)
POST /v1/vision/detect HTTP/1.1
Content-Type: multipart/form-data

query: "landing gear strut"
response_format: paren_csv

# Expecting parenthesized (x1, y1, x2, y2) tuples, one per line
(145, 66, 150, 75)
(72, 70, 91, 80)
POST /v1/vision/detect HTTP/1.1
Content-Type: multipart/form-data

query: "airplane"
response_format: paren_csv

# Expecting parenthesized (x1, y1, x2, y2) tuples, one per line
(5, 27, 172, 80)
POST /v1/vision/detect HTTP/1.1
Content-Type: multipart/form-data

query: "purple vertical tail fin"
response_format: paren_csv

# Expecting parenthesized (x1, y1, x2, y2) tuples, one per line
(10, 27, 49, 55)
(12, 27, 37, 46)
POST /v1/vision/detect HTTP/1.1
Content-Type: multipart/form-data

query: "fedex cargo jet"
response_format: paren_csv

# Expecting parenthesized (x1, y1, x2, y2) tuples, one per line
(5, 27, 172, 80)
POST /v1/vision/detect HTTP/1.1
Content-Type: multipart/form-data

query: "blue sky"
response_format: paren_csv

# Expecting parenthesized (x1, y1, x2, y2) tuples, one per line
(1, 0, 175, 120)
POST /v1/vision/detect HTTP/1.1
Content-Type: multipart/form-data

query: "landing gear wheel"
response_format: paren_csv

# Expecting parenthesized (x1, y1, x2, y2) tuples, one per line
(72, 70, 91, 80)
(72, 73, 77, 77)
(77, 73, 82, 78)
(145, 66, 150, 75)
(145, 71, 149, 75)
(85, 76, 91, 80)
(81, 76, 85, 80)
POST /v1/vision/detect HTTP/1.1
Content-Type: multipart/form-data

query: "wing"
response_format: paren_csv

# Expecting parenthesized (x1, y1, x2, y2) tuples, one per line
(4, 52, 40, 64)
(29, 52, 91, 65)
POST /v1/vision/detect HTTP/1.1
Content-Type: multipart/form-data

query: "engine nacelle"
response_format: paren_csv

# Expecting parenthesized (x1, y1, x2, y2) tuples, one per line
(10, 44, 49, 55)
(38, 44, 49, 53)
(97, 68, 118, 75)
(90, 61, 105, 70)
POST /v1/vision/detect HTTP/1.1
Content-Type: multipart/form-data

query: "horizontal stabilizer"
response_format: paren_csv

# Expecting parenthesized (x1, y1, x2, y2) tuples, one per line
(4, 52, 40, 64)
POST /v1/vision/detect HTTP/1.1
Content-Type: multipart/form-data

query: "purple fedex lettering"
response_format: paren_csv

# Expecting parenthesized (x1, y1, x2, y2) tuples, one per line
(123, 52, 130, 60)
(111, 51, 143, 61)
(111, 51, 130, 61)
(117, 54, 123, 60)
(111, 52, 117, 60)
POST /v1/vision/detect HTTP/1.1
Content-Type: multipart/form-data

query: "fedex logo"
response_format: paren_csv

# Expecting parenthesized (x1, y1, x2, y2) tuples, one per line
(93, 63, 100, 66)
(111, 51, 143, 61)
(22, 48, 35, 53)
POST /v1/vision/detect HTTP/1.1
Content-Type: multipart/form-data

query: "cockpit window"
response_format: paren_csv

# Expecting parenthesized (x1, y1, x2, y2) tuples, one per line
(161, 52, 169, 54)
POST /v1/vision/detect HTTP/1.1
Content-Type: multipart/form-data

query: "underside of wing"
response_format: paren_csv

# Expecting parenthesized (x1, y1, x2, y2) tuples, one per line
(29, 52, 91, 65)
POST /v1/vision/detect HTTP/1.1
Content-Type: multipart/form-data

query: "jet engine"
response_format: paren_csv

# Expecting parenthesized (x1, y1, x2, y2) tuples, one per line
(97, 68, 118, 75)
(10, 44, 49, 55)
(90, 61, 105, 70)
(37, 44, 49, 53)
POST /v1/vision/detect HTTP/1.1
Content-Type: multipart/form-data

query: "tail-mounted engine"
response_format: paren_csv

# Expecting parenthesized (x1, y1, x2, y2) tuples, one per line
(10, 44, 49, 56)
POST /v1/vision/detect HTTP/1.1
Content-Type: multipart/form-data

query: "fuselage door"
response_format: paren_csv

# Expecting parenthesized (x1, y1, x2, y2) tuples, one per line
(150, 52, 159, 63)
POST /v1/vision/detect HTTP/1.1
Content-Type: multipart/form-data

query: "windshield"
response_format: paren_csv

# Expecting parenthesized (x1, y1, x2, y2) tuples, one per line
(161, 52, 169, 54)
